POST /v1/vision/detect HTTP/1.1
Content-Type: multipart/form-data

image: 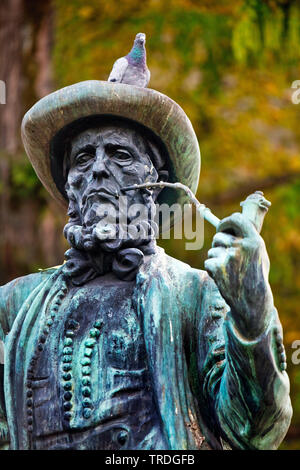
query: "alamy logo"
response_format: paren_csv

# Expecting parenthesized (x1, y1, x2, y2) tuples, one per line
(0, 80, 5, 104)
(291, 340, 300, 365)
(291, 80, 300, 104)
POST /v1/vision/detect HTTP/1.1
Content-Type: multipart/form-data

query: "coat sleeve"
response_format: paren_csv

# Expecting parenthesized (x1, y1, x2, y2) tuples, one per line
(0, 276, 26, 449)
(195, 272, 292, 450)
(0, 271, 53, 449)
(0, 321, 8, 449)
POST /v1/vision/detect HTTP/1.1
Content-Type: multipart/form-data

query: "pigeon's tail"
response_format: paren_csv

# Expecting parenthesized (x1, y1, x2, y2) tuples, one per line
(108, 57, 128, 83)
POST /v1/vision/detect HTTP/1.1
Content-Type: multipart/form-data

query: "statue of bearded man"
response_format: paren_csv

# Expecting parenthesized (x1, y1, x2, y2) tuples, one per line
(0, 80, 292, 450)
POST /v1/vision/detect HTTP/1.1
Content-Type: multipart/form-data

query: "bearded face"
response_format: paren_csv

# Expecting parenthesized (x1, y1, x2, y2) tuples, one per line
(62, 122, 166, 280)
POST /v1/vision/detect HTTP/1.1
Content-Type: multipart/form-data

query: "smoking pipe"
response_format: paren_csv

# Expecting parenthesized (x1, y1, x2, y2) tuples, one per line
(120, 181, 271, 234)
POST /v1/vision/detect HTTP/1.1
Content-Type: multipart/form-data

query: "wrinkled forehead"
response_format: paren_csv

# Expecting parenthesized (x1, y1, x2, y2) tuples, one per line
(69, 125, 150, 159)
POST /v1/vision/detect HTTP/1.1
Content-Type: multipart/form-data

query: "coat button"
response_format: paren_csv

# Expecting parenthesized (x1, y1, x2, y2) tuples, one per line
(64, 412, 72, 421)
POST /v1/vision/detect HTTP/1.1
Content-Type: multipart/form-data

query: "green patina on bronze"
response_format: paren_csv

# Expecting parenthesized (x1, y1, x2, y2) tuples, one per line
(0, 247, 292, 449)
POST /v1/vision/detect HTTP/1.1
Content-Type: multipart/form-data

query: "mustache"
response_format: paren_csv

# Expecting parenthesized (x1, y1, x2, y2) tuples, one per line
(81, 188, 119, 217)
(82, 187, 119, 206)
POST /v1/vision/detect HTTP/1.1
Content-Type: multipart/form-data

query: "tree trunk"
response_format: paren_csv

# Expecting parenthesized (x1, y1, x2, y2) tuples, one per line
(0, 0, 24, 153)
(0, 0, 62, 284)
(0, 0, 24, 282)
(35, 3, 54, 98)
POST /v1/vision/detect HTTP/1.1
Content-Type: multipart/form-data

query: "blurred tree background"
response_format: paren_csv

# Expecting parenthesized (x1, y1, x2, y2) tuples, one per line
(0, 0, 300, 449)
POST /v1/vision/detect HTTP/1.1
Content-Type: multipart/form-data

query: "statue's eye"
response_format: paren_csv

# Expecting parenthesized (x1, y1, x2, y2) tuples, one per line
(75, 153, 94, 167)
(112, 150, 132, 165)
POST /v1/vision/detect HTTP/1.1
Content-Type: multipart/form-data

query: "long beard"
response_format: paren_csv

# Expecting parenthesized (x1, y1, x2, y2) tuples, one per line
(63, 191, 157, 284)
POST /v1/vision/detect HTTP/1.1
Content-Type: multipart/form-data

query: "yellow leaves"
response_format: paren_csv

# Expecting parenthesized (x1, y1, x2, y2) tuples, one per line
(285, 330, 300, 346)
(78, 6, 94, 19)
(282, 229, 300, 252)
(232, 13, 260, 64)
(232, 2, 300, 65)
(172, 0, 243, 15)
(200, 65, 300, 190)
(265, 81, 278, 95)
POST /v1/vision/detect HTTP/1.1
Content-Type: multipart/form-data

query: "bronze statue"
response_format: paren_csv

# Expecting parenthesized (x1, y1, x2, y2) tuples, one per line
(0, 37, 292, 449)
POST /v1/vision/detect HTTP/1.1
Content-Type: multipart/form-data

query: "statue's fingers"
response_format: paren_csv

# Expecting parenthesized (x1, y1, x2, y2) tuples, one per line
(207, 247, 226, 259)
(217, 212, 258, 239)
(205, 249, 229, 275)
(204, 258, 220, 279)
(205, 248, 237, 284)
(212, 232, 239, 249)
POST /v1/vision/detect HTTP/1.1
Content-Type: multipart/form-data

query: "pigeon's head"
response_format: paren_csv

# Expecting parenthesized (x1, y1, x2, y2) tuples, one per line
(134, 33, 146, 46)
(128, 32, 147, 64)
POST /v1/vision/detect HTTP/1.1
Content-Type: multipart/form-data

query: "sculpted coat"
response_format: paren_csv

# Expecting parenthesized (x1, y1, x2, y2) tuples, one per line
(0, 247, 292, 450)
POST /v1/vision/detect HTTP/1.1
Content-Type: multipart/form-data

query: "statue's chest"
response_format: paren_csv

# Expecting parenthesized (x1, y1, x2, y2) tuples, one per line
(56, 281, 144, 371)
(29, 279, 154, 445)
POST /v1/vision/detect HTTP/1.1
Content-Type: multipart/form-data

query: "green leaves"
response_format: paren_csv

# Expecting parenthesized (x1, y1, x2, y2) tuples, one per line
(10, 158, 42, 199)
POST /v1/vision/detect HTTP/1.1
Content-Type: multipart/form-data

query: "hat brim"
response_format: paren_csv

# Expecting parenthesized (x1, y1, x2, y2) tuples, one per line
(21, 80, 200, 217)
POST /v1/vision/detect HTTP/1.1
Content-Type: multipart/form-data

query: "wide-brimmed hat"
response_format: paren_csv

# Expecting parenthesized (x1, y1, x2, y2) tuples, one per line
(21, 80, 200, 212)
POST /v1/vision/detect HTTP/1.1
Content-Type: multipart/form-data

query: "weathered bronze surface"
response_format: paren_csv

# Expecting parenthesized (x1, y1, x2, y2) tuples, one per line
(0, 64, 292, 450)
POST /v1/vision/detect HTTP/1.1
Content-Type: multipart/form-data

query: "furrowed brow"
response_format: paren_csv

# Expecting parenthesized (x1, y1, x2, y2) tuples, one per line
(70, 144, 95, 162)
(104, 142, 138, 157)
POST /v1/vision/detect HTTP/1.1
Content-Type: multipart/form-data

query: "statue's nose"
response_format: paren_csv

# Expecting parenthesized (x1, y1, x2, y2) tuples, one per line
(92, 153, 109, 179)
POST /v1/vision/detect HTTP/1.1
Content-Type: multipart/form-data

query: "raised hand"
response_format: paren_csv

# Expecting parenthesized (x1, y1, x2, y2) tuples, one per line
(204, 212, 274, 340)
